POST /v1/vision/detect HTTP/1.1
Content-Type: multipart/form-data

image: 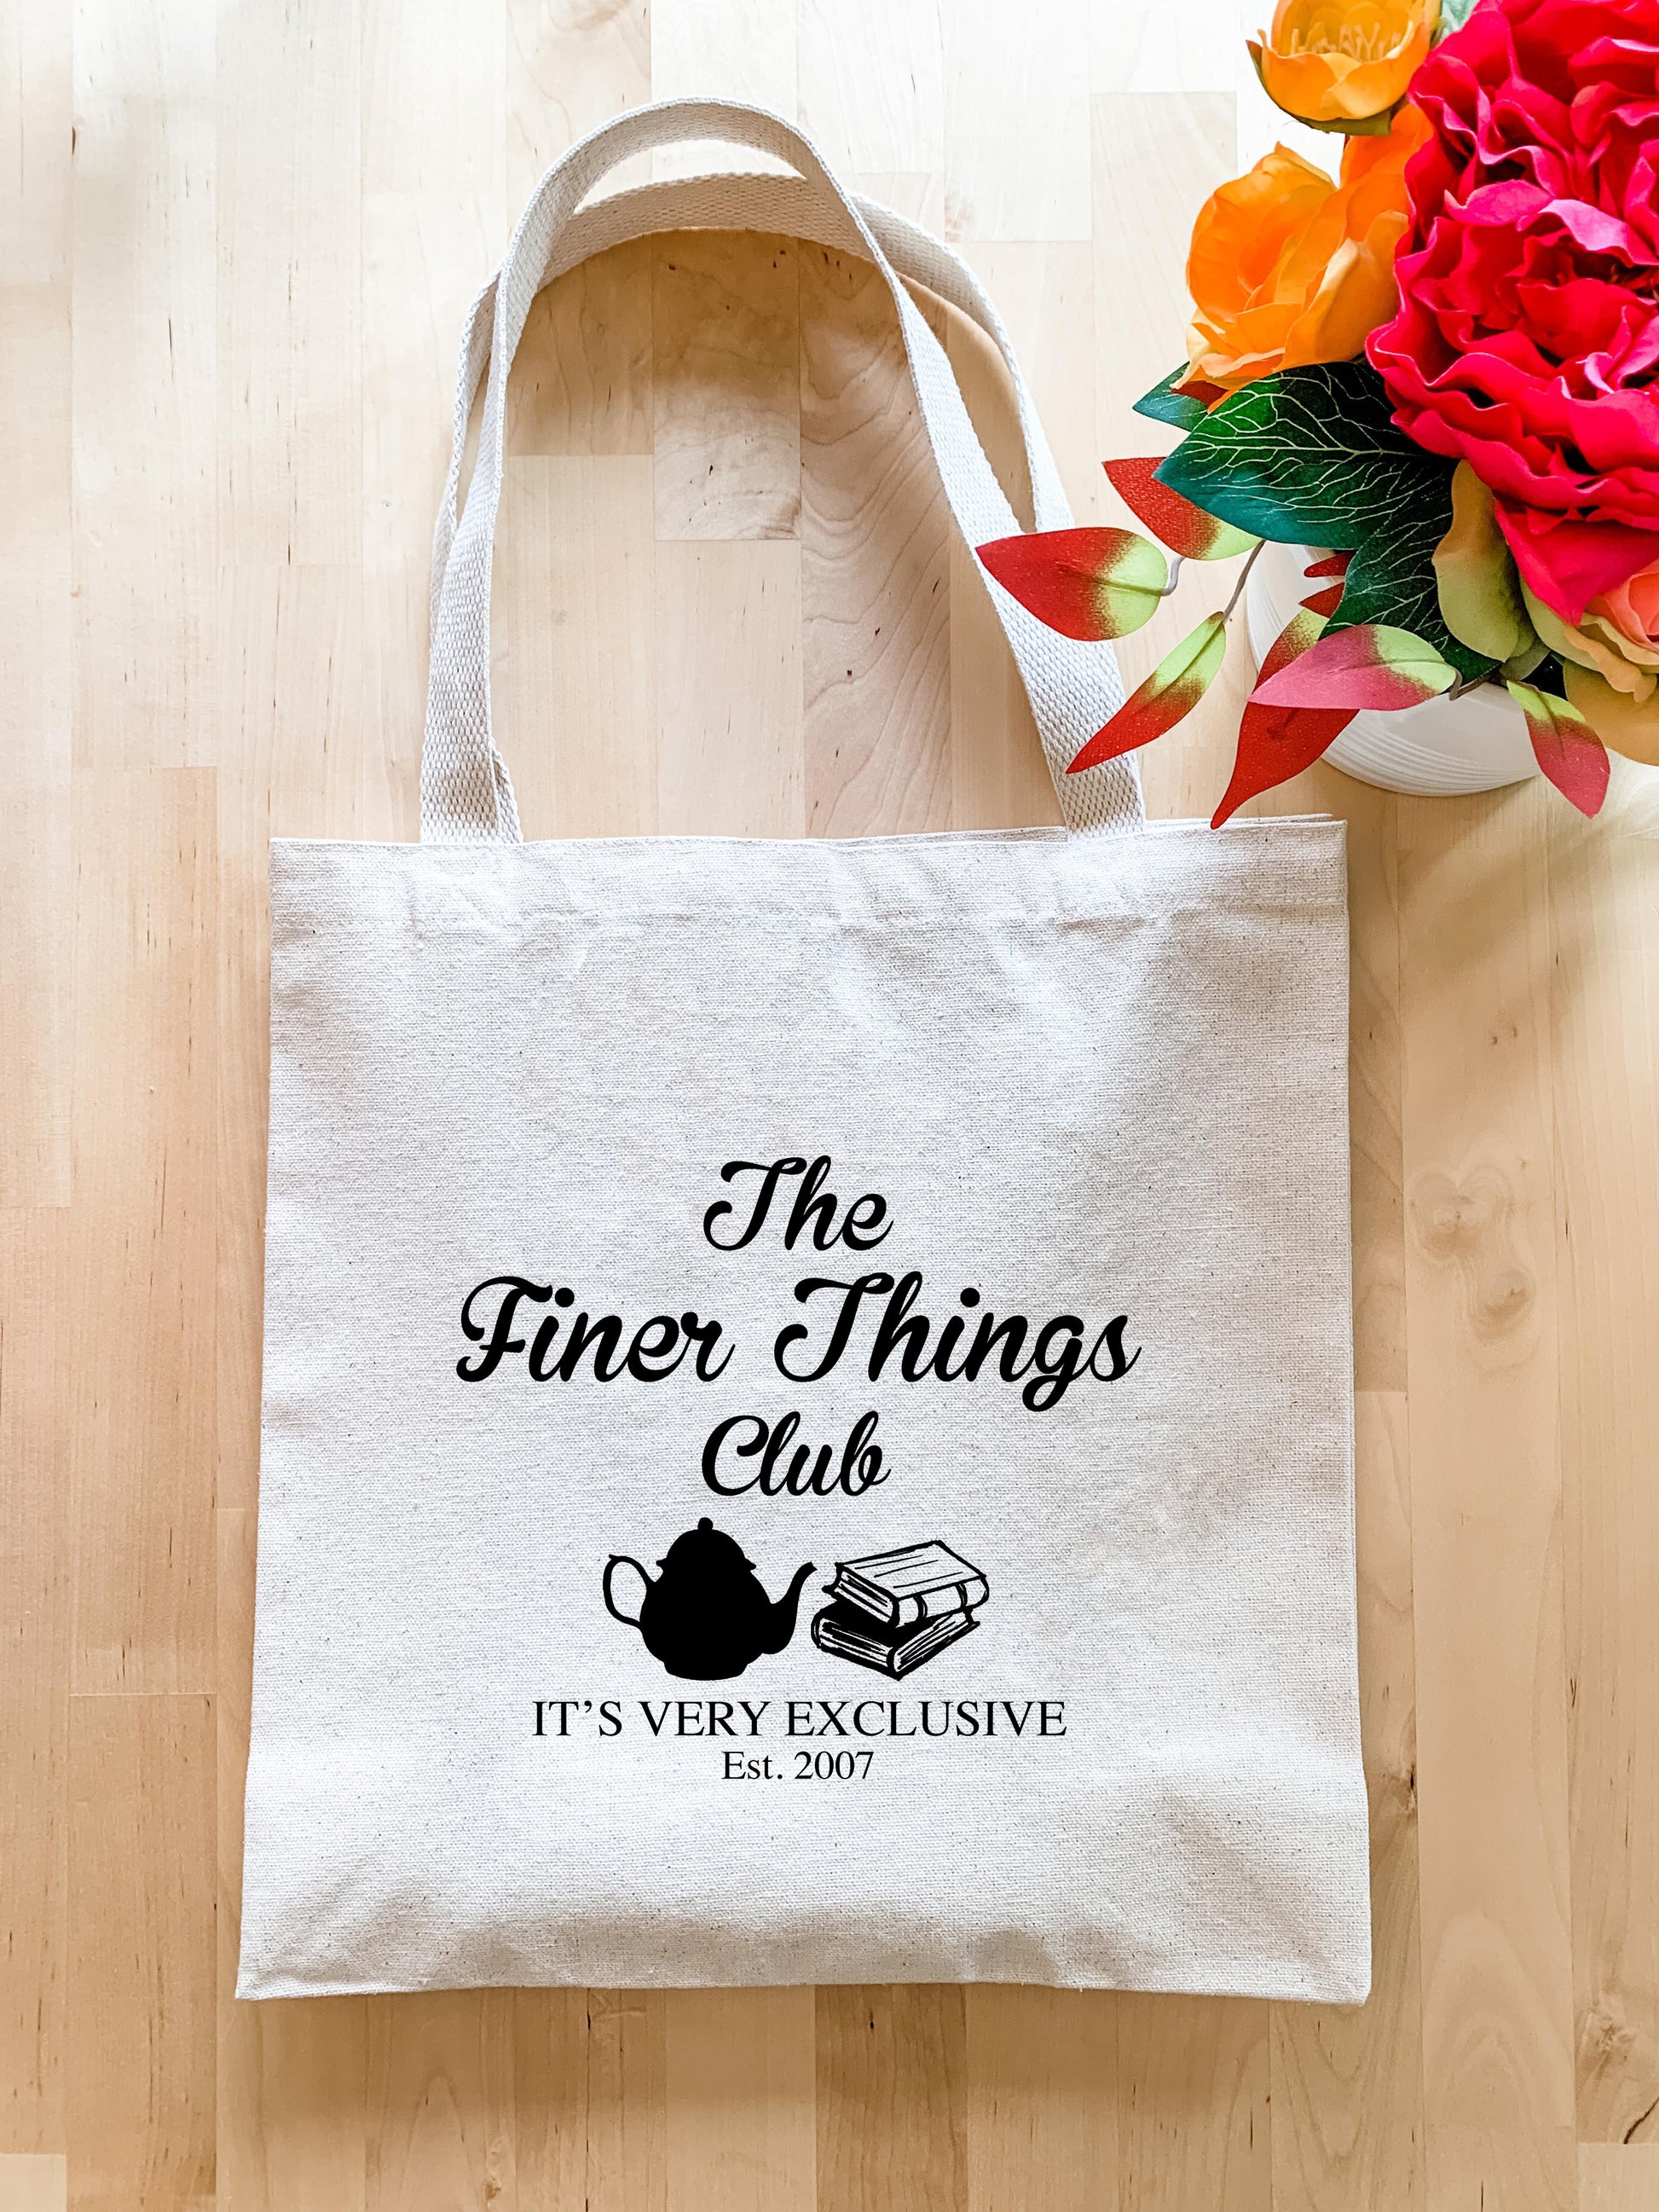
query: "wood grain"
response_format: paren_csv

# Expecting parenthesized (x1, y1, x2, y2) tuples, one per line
(66, 1694, 216, 2209)
(664, 1989, 816, 2212)
(799, 243, 951, 837)
(0, 2157, 68, 2212)
(964, 1987, 1116, 2212)
(0, 1216, 68, 2153)
(1399, 790, 1578, 2211)
(6, 3, 1658, 2205)
(652, 231, 801, 541)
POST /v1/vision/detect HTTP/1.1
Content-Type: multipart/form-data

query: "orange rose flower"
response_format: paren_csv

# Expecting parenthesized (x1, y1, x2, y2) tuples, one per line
(1251, 0, 1439, 129)
(1184, 102, 1431, 396)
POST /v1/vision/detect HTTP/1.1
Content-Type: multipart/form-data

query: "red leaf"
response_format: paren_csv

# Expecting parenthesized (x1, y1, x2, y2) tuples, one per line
(1257, 605, 1327, 683)
(1302, 553, 1351, 579)
(976, 526, 1165, 640)
(1535, 727, 1610, 814)
(1250, 622, 1458, 710)
(1102, 458, 1257, 560)
(1176, 374, 1227, 408)
(1507, 680, 1610, 816)
(1068, 612, 1229, 773)
(1300, 584, 1345, 617)
(1211, 608, 1354, 825)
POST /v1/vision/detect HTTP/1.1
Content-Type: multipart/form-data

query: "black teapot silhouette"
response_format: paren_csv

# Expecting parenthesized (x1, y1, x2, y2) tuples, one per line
(602, 1519, 815, 1680)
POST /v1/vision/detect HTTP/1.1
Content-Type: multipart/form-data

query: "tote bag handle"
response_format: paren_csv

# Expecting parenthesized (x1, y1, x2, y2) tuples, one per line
(423, 98, 1142, 844)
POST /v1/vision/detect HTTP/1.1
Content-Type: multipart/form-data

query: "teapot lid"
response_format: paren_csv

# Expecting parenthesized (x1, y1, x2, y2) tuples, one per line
(659, 1516, 751, 1573)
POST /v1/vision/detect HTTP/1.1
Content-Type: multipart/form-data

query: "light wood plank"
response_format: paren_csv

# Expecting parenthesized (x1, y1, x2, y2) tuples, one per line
(960, 241, 1103, 524)
(0, 0, 72, 1207)
(1426, 2122, 1578, 2212)
(67, 771, 217, 1695)
(365, 1991, 517, 2212)
(648, 0, 798, 183)
(358, 0, 509, 850)
(964, 1989, 1117, 2212)
(1270, 1394, 1425, 2211)
(1549, 808, 1659, 2149)
(1343, 780, 1410, 1391)
(0, 791, 72, 1209)
(799, 241, 951, 836)
(1090, 0, 1239, 96)
(1580, 2145, 1659, 2212)
(508, 236, 655, 460)
(663, 1989, 816, 2212)
(508, 1988, 591, 2208)
(1115, 1995, 1270, 2211)
(215, 568, 372, 1522)
(797, 0, 945, 229)
(71, 0, 217, 773)
(652, 231, 802, 542)
(0, 1214, 67, 2153)
(1089, 93, 1235, 449)
(361, 0, 506, 198)
(943, 0, 1091, 242)
(816, 1987, 968, 2212)
(506, 0, 650, 200)
(498, 455, 659, 839)
(655, 540, 805, 837)
(0, 2157, 67, 2212)
(1399, 787, 1578, 2192)
(217, 0, 361, 566)
(65, 1694, 216, 2210)
(583, 1991, 669, 2212)
(0, 2, 72, 286)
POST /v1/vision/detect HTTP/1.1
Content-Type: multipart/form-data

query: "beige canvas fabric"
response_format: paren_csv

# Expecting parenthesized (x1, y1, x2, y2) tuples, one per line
(237, 99, 1370, 2001)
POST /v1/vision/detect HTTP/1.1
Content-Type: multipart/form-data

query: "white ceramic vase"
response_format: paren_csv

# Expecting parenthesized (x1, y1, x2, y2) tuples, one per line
(1245, 537, 1538, 796)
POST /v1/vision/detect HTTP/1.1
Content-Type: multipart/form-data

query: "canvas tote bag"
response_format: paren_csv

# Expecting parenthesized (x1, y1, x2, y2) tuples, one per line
(238, 99, 1371, 2002)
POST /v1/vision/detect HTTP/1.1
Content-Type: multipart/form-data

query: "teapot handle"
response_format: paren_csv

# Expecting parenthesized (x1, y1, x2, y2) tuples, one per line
(602, 1555, 650, 1628)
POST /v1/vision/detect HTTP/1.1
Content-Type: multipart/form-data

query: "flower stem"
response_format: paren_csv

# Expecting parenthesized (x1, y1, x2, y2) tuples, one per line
(1221, 538, 1265, 622)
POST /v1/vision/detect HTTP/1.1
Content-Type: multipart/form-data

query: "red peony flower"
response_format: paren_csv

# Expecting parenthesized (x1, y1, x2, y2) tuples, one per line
(1367, 0, 1659, 622)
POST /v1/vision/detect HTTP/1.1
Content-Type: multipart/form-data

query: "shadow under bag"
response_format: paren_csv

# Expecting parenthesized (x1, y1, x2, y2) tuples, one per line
(238, 97, 1370, 2001)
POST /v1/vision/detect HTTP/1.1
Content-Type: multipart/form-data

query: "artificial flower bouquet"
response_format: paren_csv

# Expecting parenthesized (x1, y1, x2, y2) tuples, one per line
(981, 0, 1659, 821)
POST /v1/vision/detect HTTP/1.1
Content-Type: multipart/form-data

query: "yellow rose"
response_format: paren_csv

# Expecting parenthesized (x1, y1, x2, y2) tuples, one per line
(1250, 0, 1439, 130)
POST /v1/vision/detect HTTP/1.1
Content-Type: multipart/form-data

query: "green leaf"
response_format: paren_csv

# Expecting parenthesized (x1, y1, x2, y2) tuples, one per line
(1067, 612, 1229, 773)
(1154, 361, 1498, 681)
(1500, 638, 1548, 682)
(1436, 0, 1483, 38)
(1132, 365, 1217, 433)
(1433, 461, 1536, 663)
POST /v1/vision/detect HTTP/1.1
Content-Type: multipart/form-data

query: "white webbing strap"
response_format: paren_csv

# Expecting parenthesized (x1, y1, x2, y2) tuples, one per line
(423, 99, 1141, 843)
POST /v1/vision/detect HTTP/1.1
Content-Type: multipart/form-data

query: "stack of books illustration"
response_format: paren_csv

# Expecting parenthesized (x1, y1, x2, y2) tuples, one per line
(812, 1539, 989, 1676)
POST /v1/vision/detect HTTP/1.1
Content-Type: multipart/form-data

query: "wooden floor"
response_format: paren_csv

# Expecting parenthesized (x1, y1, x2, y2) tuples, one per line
(4, 3, 1659, 2207)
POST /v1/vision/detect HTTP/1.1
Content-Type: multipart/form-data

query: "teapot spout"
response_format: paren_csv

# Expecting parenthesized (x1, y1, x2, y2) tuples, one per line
(761, 1561, 817, 1653)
